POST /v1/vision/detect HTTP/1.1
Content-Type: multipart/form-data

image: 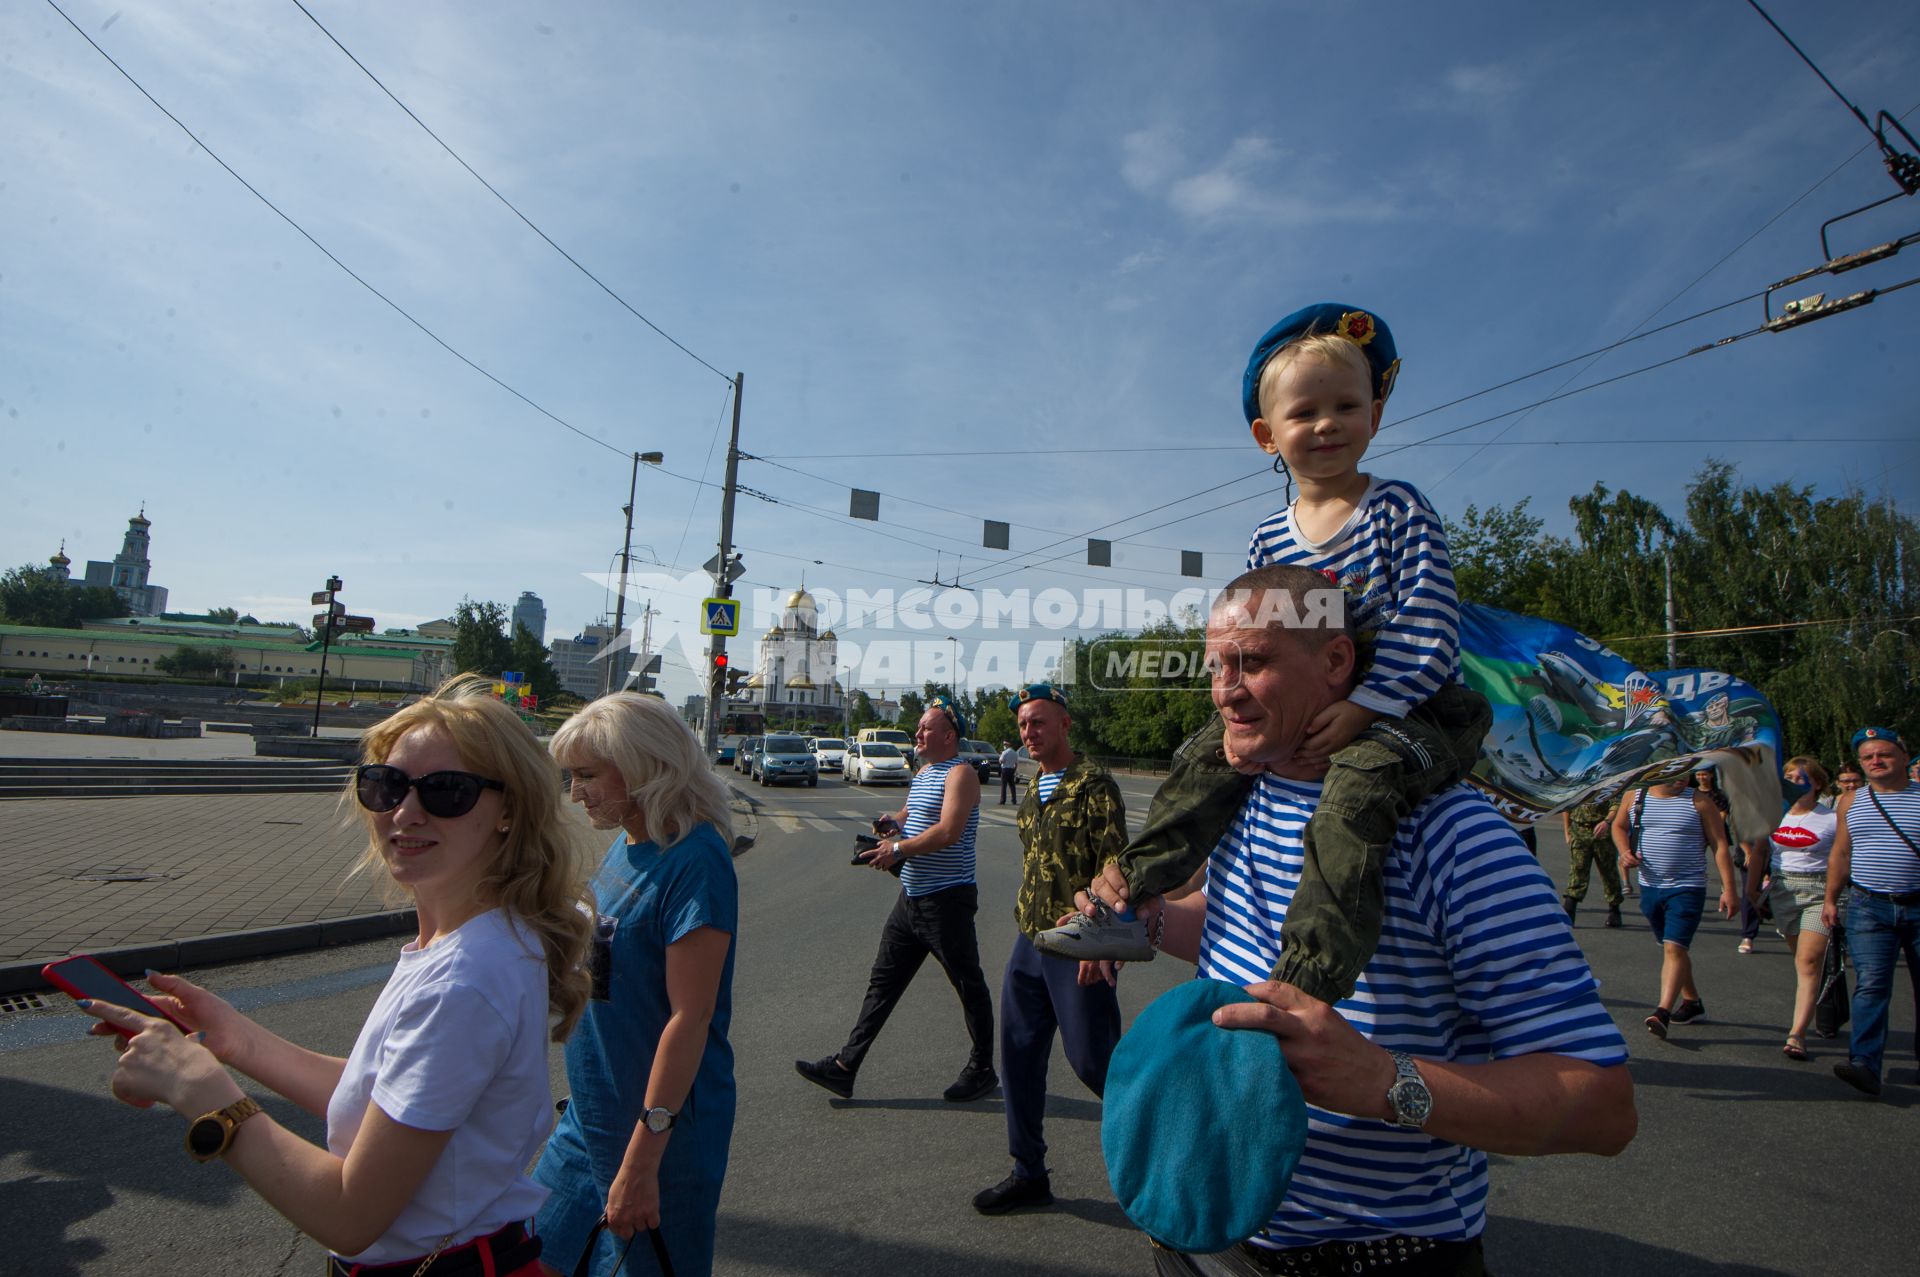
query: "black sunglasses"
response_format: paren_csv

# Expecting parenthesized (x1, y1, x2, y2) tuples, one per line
(355, 764, 504, 818)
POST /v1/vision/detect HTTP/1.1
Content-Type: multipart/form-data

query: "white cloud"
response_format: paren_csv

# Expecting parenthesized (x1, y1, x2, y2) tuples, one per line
(1120, 125, 1184, 192)
(1444, 63, 1521, 102)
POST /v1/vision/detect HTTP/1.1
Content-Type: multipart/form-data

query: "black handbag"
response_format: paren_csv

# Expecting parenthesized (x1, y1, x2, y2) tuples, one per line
(571, 1212, 676, 1277)
(1814, 920, 1850, 1039)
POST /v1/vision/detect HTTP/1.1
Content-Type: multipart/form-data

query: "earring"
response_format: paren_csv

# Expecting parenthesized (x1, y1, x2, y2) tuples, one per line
(498, 824, 511, 834)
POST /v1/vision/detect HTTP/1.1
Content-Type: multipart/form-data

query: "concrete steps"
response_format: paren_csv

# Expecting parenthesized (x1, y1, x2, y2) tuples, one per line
(0, 757, 354, 800)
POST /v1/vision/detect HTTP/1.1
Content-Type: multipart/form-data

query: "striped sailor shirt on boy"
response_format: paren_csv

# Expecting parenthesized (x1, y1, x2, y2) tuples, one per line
(1245, 477, 1460, 719)
(1845, 784, 1920, 895)
(1200, 775, 1626, 1248)
(898, 757, 979, 898)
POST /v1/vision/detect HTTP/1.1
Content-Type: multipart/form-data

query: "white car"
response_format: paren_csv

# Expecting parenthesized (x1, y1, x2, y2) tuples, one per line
(812, 736, 849, 773)
(847, 742, 911, 785)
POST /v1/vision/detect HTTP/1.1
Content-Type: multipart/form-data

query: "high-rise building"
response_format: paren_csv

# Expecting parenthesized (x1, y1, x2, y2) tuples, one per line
(550, 622, 613, 700)
(512, 591, 547, 644)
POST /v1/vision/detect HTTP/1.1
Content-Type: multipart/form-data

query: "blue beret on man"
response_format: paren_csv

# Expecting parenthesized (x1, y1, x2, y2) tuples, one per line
(1008, 683, 1071, 712)
(926, 694, 970, 740)
(1852, 725, 1909, 753)
(1243, 302, 1402, 424)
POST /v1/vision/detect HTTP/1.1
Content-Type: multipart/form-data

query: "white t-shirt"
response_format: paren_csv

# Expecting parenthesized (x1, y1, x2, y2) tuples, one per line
(325, 909, 554, 1262)
(1770, 804, 1839, 876)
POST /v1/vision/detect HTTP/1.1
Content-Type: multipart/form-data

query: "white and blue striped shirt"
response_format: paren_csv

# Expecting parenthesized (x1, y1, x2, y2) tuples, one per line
(899, 758, 979, 898)
(1246, 477, 1460, 718)
(1035, 769, 1064, 806)
(1630, 792, 1708, 890)
(1845, 785, 1920, 895)
(1200, 775, 1625, 1247)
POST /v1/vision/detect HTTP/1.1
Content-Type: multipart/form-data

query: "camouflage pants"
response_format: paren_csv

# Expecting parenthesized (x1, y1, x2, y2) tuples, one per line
(1119, 682, 1491, 1005)
(1565, 837, 1623, 907)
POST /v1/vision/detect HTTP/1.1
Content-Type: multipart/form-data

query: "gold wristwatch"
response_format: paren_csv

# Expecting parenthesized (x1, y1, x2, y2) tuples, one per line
(186, 1096, 262, 1162)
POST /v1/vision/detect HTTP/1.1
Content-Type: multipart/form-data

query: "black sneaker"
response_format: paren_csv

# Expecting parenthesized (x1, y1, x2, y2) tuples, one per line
(973, 1172, 1053, 1215)
(1833, 1060, 1882, 1097)
(1644, 1008, 1670, 1039)
(943, 1064, 999, 1103)
(1605, 905, 1622, 929)
(1562, 896, 1578, 923)
(795, 1055, 856, 1099)
(1670, 998, 1706, 1024)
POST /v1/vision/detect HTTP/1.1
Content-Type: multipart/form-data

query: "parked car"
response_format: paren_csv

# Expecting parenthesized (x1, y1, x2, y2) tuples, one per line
(957, 738, 998, 780)
(714, 736, 740, 766)
(856, 726, 917, 769)
(734, 737, 760, 773)
(812, 736, 849, 773)
(755, 733, 818, 787)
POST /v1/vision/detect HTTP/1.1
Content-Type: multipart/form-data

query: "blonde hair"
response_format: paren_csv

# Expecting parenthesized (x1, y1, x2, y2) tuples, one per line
(551, 693, 735, 851)
(355, 674, 593, 1041)
(1785, 754, 1831, 792)
(1256, 331, 1375, 422)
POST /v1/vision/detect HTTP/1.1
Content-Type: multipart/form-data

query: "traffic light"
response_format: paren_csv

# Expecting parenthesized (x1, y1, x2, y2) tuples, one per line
(726, 667, 749, 696)
(710, 651, 728, 698)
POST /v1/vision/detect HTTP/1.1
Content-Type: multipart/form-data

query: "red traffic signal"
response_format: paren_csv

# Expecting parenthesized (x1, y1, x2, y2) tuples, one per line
(713, 652, 729, 669)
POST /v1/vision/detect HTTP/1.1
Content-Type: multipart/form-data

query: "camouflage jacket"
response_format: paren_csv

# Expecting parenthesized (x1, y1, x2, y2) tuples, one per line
(1014, 755, 1128, 937)
(1566, 798, 1617, 852)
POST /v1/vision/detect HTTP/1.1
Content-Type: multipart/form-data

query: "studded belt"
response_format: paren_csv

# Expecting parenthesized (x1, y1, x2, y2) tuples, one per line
(1238, 1234, 1482, 1275)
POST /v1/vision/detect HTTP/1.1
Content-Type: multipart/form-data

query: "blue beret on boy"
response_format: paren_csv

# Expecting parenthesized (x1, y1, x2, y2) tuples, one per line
(1852, 725, 1909, 752)
(1243, 302, 1401, 424)
(1101, 978, 1308, 1254)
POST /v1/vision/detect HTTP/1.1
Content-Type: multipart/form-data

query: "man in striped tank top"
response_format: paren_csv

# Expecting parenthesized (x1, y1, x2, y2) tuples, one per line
(1822, 727, 1920, 1097)
(1611, 776, 1736, 1039)
(1080, 566, 1632, 1272)
(795, 698, 998, 1104)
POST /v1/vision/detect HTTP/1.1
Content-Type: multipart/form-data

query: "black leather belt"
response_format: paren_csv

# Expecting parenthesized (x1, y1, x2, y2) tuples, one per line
(327, 1222, 540, 1276)
(1851, 881, 1920, 906)
(1240, 1234, 1482, 1275)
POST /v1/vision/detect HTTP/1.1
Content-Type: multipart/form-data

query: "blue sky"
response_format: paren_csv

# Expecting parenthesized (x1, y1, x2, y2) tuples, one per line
(4, 0, 1916, 704)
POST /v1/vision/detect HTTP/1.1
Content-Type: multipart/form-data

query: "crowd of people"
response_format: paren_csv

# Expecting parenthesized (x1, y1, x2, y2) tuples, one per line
(74, 300, 1916, 1277)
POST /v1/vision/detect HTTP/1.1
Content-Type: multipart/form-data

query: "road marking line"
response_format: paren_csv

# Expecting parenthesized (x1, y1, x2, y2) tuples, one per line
(771, 815, 802, 834)
(804, 817, 839, 832)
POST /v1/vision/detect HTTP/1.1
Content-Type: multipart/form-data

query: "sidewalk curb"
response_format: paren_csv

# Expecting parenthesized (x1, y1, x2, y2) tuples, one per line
(0, 909, 419, 995)
(3, 791, 761, 995)
(728, 786, 759, 856)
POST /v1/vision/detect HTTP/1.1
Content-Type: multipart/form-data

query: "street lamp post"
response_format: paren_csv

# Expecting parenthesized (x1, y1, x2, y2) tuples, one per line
(606, 450, 664, 697)
(947, 635, 962, 704)
(312, 575, 343, 738)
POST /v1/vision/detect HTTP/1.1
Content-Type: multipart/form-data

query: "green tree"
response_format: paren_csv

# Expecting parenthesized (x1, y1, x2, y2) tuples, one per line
(451, 597, 514, 677)
(848, 690, 879, 730)
(1447, 498, 1563, 616)
(974, 699, 1016, 748)
(154, 644, 237, 679)
(509, 623, 563, 704)
(897, 690, 925, 723)
(0, 565, 128, 628)
(206, 606, 240, 623)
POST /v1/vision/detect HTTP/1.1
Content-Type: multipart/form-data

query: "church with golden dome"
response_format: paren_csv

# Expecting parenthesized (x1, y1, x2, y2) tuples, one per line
(745, 586, 844, 721)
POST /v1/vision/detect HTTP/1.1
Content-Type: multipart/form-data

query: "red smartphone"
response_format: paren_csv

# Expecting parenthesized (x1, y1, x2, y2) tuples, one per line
(41, 955, 190, 1036)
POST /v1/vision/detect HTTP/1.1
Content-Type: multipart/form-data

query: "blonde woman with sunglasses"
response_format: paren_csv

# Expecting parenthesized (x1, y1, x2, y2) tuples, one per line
(85, 675, 591, 1276)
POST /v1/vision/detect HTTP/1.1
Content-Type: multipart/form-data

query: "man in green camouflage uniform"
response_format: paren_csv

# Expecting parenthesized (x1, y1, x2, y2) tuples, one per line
(973, 683, 1129, 1217)
(1561, 795, 1623, 928)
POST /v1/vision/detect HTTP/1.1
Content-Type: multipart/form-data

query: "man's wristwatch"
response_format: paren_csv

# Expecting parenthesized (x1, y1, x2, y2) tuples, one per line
(186, 1096, 262, 1162)
(642, 1105, 678, 1134)
(1384, 1051, 1433, 1129)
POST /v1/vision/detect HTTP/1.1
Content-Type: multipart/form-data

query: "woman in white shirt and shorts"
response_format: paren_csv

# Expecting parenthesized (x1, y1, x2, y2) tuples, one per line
(1766, 755, 1841, 1062)
(84, 675, 593, 1275)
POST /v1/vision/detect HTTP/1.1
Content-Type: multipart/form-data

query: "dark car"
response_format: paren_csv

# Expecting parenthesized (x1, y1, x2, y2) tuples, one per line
(755, 733, 819, 787)
(735, 737, 760, 774)
(957, 738, 998, 780)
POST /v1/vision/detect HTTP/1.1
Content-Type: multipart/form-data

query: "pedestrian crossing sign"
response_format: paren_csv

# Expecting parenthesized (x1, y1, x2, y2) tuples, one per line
(701, 598, 740, 636)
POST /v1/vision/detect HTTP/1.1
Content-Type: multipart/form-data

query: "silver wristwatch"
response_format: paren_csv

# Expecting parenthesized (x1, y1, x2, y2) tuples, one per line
(1385, 1051, 1432, 1129)
(642, 1105, 678, 1134)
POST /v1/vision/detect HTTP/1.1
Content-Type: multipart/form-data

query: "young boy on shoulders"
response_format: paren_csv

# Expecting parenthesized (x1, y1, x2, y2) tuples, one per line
(1037, 303, 1491, 1006)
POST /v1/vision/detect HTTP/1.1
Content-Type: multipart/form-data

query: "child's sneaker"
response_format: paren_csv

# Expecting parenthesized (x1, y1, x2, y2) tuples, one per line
(1031, 898, 1155, 962)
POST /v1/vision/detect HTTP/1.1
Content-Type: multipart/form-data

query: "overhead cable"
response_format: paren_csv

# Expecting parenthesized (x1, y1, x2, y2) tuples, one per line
(289, 0, 734, 383)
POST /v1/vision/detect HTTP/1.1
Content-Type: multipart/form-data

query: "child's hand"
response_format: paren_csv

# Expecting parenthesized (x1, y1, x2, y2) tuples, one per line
(1296, 700, 1378, 768)
(1220, 734, 1266, 777)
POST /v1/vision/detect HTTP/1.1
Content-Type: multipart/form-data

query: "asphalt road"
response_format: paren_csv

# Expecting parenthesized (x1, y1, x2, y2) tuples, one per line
(2, 765, 1913, 1275)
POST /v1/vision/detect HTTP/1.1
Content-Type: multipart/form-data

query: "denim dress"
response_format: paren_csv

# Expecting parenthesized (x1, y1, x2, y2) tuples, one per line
(535, 823, 738, 1276)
